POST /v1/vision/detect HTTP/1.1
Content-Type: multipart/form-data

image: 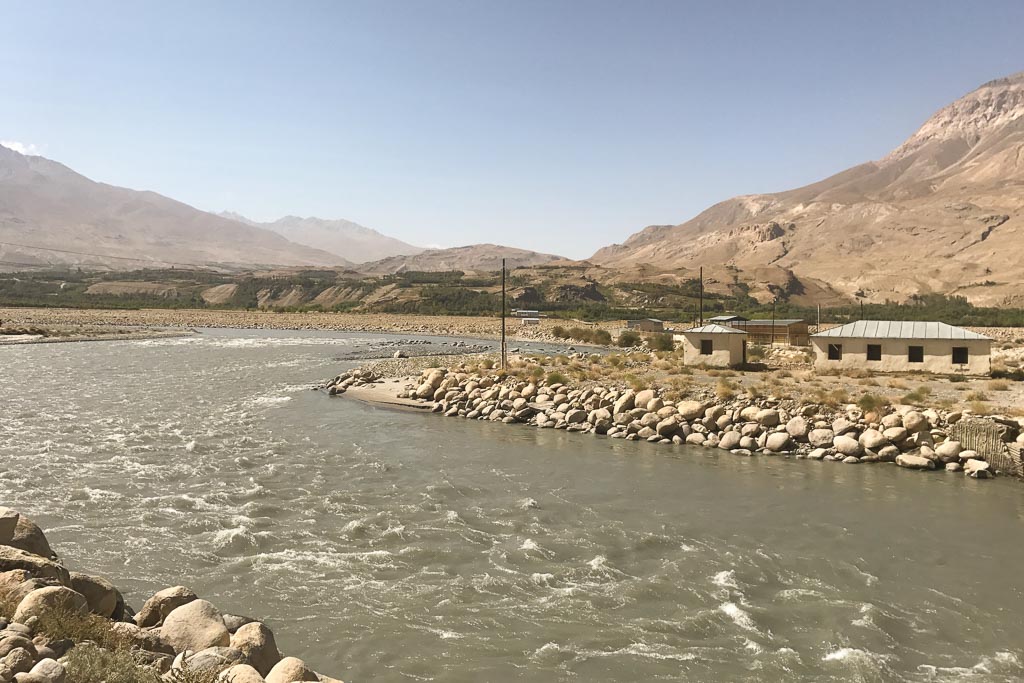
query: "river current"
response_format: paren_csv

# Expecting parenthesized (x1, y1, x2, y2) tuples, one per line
(2, 329, 1024, 682)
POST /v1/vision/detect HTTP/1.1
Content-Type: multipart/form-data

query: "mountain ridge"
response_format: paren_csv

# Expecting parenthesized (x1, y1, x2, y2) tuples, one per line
(591, 71, 1024, 306)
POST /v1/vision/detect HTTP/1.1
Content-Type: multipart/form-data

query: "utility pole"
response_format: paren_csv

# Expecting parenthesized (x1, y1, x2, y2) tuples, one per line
(816, 303, 821, 333)
(771, 297, 777, 346)
(699, 266, 704, 325)
(500, 258, 507, 370)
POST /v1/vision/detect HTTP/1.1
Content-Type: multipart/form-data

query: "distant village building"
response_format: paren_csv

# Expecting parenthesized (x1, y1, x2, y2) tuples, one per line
(810, 321, 991, 376)
(626, 318, 665, 333)
(729, 319, 809, 346)
(707, 315, 749, 324)
(676, 324, 748, 368)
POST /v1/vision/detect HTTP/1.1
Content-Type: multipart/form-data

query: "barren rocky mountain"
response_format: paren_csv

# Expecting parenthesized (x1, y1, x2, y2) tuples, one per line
(357, 244, 564, 275)
(221, 212, 422, 264)
(592, 72, 1024, 306)
(0, 145, 345, 270)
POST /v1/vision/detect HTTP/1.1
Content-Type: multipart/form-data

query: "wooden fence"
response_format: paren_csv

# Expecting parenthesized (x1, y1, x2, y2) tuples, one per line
(949, 417, 1022, 477)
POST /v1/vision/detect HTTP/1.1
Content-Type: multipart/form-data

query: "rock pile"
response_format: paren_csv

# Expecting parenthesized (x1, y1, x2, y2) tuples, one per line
(0, 507, 341, 682)
(387, 367, 1024, 479)
(324, 368, 381, 396)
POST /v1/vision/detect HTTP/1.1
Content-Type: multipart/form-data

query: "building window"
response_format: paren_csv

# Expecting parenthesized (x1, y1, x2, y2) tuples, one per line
(908, 346, 924, 363)
(867, 344, 882, 361)
(700, 339, 713, 355)
(952, 347, 969, 365)
(827, 344, 842, 361)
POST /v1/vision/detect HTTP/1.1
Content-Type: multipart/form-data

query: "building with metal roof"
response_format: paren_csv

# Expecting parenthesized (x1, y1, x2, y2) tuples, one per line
(626, 318, 665, 332)
(810, 320, 991, 376)
(728, 319, 810, 346)
(675, 324, 748, 367)
(707, 315, 749, 323)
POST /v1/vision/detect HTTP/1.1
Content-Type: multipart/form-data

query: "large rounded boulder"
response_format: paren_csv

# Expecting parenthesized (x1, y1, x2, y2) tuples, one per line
(13, 586, 88, 623)
(218, 664, 266, 683)
(161, 599, 230, 653)
(265, 657, 318, 683)
(69, 572, 118, 617)
(135, 585, 198, 628)
(230, 622, 281, 676)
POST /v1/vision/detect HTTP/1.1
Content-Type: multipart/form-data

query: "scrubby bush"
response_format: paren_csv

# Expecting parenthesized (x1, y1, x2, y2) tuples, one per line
(856, 393, 890, 413)
(63, 645, 162, 683)
(546, 371, 568, 385)
(616, 330, 641, 347)
(648, 333, 675, 352)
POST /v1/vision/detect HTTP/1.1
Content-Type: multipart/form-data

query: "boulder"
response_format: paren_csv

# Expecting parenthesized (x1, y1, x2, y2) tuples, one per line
(718, 432, 741, 450)
(6, 515, 54, 560)
(108, 622, 175, 655)
(181, 647, 249, 673)
(785, 416, 809, 439)
(831, 417, 856, 436)
(634, 390, 656, 409)
(3, 647, 34, 674)
(266, 657, 318, 683)
(69, 572, 117, 618)
(945, 462, 963, 472)
(0, 636, 37, 660)
(136, 586, 198, 628)
(765, 432, 792, 452)
(0, 547, 69, 585)
(903, 411, 929, 434)
(13, 586, 87, 623)
(230, 622, 281, 676)
(934, 441, 962, 463)
(613, 392, 635, 415)
(655, 418, 679, 438)
(756, 409, 780, 427)
(896, 453, 935, 470)
(833, 435, 863, 458)
(964, 459, 991, 479)
(808, 429, 835, 448)
(882, 426, 908, 443)
(0, 509, 19, 545)
(842, 456, 861, 464)
(219, 665, 266, 683)
(685, 433, 705, 446)
(858, 429, 888, 450)
(28, 659, 65, 683)
(564, 410, 587, 424)
(676, 400, 705, 421)
(161, 599, 230, 653)
(223, 614, 257, 634)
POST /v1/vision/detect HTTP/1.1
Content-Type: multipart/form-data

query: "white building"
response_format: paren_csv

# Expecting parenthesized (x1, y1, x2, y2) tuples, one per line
(676, 323, 748, 367)
(811, 321, 991, 376)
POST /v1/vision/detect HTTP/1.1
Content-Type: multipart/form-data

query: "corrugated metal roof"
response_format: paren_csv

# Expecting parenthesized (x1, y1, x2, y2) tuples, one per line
(732, 319, 805, 326)
(681, 324, 747, 334)
(811, 320, 991, 340)
(708, 315, 747, 322)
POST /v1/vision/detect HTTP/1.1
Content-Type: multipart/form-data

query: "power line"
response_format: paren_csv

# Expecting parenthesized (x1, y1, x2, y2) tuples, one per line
(0, 240, 215, 270)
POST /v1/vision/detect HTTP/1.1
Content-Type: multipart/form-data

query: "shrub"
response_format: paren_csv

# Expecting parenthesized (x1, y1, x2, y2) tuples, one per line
(857, 393, 890, 413)
(716, 378, 738, 400)
(746, 344, 766, 362)
(649, 333, 675, 352)
(35, 605, 126, 651)
(546, 371, 568, 385)
(988, 379, 1010, 391)
(965, 391, 989, 402)
(616, 330, 641, 348)
(63, 645, 162, 683)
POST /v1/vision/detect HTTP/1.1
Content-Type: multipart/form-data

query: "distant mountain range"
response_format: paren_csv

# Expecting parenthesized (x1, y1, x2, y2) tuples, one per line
(592, 72, 1024, 306)
(219, 212, 423, 264)
(0, 145, 343, 270)
(356, 244, 564, 274)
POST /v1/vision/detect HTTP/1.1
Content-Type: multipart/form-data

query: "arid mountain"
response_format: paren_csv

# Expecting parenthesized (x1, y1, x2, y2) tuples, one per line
(592, 72, 1024, 306)
(0, 145, 345, 270)
(358, 244, 565, 275)
(221, 213, 422, 264)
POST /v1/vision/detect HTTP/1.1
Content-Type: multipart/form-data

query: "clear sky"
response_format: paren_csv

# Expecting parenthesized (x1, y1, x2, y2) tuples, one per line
(2, 1, 1023, 258)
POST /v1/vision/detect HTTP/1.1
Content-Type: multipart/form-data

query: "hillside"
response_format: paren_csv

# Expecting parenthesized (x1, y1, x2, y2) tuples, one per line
(0, 145, 345, 270)
(221, 213, 422, 263)
(357, 244, 565, 275)
(591, 72, 1024, 306)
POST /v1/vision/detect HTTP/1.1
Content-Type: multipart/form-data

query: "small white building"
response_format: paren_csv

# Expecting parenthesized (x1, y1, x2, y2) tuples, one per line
(811, 321, 991, 376)
(676, 323, 748, 368)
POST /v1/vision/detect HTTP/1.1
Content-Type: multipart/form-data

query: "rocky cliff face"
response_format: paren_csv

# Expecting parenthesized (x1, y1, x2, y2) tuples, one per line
(591, 72, 1024, 305)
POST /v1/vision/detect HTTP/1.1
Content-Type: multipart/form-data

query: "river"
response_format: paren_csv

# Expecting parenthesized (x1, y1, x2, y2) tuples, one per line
(2, 329, 1023, 682)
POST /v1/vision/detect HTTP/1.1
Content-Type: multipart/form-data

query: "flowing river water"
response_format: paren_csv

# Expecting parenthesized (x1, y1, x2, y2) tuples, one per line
(2, 329, 1024, 682)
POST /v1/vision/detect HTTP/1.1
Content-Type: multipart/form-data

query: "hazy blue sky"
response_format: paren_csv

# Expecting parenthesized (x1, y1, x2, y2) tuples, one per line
(2, 1, 1023, 257)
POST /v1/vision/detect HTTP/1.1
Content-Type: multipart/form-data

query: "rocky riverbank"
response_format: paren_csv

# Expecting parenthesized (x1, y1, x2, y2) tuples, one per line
(325, 362, 1024, 480)
(0, 507, 341, 682)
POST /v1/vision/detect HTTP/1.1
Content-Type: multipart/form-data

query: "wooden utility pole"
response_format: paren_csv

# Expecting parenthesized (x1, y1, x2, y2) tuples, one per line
(816, 303, 821, 334)
(699, 266, 704, 325)
(771, 297, 777, 346)
(500, 258, 507, 370)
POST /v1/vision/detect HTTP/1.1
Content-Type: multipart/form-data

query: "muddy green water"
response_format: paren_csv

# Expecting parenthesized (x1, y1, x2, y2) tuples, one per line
(2, 329, 1024, 682)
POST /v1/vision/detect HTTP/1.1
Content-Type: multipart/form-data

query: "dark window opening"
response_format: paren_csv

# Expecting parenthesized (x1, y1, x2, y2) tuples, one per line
(867, 344, 882, 361)
(827, 344, 842, 361)
(700, 339, 713, 355)
(952, 347, 969, 365)
(908, 346, 924, 363)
